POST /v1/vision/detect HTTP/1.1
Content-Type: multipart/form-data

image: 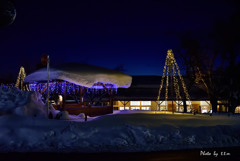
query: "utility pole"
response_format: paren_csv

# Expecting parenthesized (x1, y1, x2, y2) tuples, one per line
(47, 55, 50, 117)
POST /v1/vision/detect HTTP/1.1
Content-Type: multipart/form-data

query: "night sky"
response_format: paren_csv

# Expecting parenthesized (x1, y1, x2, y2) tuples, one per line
(0, 0, 237, 80)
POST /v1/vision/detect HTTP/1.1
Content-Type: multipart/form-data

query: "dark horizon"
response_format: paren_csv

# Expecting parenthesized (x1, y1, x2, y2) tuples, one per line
(0, 0, 238, 82)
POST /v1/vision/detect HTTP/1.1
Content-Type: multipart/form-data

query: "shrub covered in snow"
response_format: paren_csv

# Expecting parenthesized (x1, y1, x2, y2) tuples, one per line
(55, 111, 70, 120)
(78, 113, 85, 119)
(0, 86, 47, 118)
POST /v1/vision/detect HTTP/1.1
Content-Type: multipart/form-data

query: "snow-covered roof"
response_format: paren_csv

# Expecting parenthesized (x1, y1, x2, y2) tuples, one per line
(24, 63, 132, 88)
(115, 76, 209, 100)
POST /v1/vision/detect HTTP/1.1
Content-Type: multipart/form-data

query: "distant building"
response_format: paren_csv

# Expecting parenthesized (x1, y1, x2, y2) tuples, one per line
(24, 64, 230, 115)
(114, 76, 228, 113)
(24, 63, 132, 116)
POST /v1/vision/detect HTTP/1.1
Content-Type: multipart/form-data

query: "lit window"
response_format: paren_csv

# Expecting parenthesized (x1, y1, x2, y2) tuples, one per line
(176, 106, 184, 112)
(235, 106, 240, 113)
(176, 101, 183, 105)
(130, 101, 140, 106)
(141, 107, 150, 110)
(159, 101, 167, 106)
(131, 107, 140, 110)
(176, 101, 191, 105)
(141, 101, 151, 105)
(160, 106, 167, 111)
(200, 101, 210, 106)
(120, 107, 129, 110)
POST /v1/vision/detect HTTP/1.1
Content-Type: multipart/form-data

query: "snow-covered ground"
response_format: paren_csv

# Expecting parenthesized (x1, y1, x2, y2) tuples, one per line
(0, 87, 240, 153)
(0, 111, 240, 153)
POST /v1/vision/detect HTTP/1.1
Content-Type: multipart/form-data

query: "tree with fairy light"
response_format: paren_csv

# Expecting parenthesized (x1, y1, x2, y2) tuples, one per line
(157, 49, 192, 114)
(15, 66, 29, 91)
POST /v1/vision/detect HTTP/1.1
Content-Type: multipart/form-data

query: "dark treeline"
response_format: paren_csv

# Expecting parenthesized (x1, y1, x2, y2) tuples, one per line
(178, 6, 240, 114)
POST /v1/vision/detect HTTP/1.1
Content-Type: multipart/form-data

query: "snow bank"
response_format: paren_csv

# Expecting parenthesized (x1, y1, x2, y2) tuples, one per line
(55, 111, 70, 120)
(0, 86, 47, 118)
(78, 113, 86, 119)
(24, 63, 132, 88)
(0, 110, 240, 153)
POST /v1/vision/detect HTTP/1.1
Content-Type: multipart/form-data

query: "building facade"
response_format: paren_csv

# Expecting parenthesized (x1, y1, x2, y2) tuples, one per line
(113, 76, 229, 113)
(113, 100, 214, 113)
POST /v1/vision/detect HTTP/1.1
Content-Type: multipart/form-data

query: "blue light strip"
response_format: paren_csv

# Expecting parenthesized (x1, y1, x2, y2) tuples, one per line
(29, 81, 118, 95)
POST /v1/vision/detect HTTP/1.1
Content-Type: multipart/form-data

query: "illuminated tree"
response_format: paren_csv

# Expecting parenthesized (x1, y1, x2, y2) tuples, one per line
(157, 49, 192, 113)
(15, 66, 29, 91)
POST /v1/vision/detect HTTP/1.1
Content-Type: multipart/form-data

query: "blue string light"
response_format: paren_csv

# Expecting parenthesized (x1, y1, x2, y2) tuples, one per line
(28, 81, 118, 96)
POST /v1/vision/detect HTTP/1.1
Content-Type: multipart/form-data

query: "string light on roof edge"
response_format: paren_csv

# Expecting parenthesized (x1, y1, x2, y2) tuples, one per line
(157, 49, 192, 111)
(28, 81, 118, 96)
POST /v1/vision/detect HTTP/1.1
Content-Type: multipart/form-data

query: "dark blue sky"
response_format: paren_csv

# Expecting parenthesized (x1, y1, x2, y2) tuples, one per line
(0, 0, 237, 79)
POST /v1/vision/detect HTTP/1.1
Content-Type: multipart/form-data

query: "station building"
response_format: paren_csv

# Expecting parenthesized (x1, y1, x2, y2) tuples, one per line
(114, 76, 228, 113)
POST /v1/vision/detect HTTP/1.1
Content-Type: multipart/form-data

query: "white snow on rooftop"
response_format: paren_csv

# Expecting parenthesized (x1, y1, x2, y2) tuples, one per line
(24, 63, 132, 88)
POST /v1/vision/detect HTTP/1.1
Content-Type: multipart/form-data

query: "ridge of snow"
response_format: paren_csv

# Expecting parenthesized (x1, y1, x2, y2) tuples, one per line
(0, 110, 240, 152)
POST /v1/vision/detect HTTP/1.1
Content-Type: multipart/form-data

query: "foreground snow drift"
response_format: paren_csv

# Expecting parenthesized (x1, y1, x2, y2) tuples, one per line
(0, 111, 240, 153)
(0, 87, 47, 118)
